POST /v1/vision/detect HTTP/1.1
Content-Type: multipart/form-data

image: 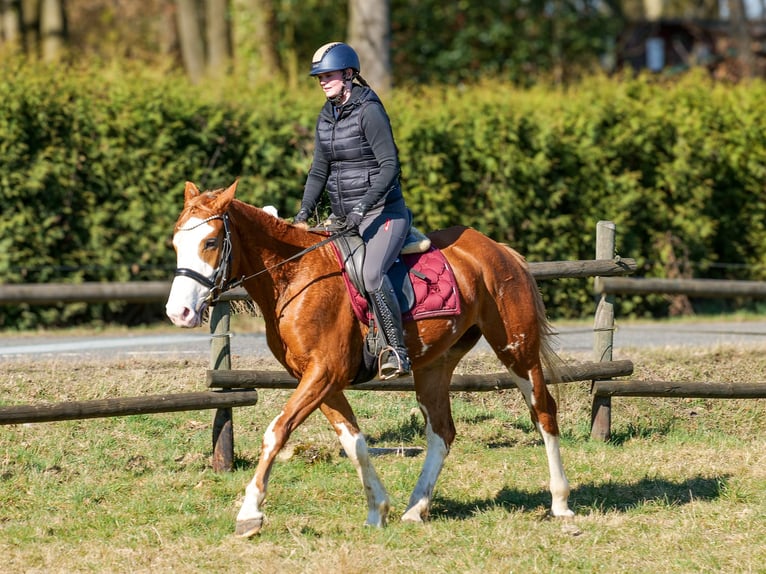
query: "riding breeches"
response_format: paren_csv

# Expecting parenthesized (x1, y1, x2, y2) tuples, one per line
(358, 202, 411, 293)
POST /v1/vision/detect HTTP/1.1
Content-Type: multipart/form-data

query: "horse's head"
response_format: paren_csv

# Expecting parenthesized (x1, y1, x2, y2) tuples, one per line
(165, 180, 237, 328)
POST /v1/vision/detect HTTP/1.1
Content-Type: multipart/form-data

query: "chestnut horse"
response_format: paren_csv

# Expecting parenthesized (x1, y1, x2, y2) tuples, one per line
(165, 181, 573, 538)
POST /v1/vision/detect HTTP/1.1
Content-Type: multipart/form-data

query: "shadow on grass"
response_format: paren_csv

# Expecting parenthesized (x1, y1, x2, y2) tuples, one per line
(453, 413, 496, 425)
(369, 416, 425, 444)
(429, 474, 729, 519)
(605, 422, 678, 446)
(370, 413, 535, 444)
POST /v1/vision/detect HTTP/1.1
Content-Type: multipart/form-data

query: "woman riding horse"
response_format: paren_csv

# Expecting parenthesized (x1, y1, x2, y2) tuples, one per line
(165, 181, 573, 538)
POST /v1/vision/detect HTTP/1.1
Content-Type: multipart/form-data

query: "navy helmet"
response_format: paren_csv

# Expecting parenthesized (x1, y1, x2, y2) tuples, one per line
(309, 42, 360, 76)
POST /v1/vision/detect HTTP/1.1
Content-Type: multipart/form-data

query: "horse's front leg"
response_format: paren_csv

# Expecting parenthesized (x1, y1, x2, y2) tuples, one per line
(234, 371, 332, 538)
(234, 414, 282, 538)
(320, 392, 390, 528)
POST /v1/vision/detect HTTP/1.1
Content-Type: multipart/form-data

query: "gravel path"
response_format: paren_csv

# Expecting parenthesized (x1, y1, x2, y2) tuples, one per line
(2, 320, 764, 362)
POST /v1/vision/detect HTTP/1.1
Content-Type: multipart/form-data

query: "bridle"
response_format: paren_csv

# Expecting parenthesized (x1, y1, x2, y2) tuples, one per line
(173, 213, 235, 305)
(173, 212, 354, 305)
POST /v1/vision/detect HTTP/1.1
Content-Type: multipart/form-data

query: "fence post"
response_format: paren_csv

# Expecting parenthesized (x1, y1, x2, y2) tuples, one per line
(591, 221, 616, 441)
(210, 302, 234, 471)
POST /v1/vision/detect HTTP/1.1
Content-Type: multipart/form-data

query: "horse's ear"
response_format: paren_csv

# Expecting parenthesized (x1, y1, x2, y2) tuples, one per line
(212, 179, 238, 212)
(184, 181, 201, 204)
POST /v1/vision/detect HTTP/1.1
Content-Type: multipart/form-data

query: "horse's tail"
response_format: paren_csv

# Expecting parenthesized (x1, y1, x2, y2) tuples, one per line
(532, 279, 569, 386)
(501, 244, 570, 385)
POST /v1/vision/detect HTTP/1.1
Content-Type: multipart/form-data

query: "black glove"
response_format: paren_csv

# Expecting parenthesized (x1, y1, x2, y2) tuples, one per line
(294, 208, 310, 224)
(344, 203, 367, 230)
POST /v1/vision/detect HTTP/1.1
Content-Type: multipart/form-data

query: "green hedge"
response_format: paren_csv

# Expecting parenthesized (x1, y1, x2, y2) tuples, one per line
(1, 60, 764, 328)
(392, 75, 766, 317)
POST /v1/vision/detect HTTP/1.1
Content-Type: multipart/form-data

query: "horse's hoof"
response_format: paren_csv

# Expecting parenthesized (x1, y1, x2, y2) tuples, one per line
(551, 506, 575, 518)
(364, 513, 387, 528)
(400, 510, 425, 523)
(235, 517, 263, 538)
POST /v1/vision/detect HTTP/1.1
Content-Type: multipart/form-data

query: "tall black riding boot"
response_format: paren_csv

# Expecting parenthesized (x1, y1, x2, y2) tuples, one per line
(369, 275, 411, 380)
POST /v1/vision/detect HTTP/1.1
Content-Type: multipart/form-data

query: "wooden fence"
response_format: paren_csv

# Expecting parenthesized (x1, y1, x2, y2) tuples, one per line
(0, 295, 258, 472)
(208, 220, 766, 443)
(0, 221, 638, 469)
(590, 225, 766, 439)
(2, 219, 763, 463)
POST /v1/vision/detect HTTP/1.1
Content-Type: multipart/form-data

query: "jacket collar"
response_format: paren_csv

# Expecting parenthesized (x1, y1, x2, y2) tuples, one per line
(321, 85, 378, 120)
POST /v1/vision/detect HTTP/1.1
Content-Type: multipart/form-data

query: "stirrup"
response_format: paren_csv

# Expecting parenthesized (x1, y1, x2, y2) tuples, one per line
(378, 346, 411, 380)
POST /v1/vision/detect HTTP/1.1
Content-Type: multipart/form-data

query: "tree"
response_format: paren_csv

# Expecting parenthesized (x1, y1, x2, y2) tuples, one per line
(207, 0, 231, 77)
(176, 0, 206, 82)
(348, 0, 391, 93)
(1, 0, 62, 59)
(1, 0, 22, 50)
(176, 0, 232, 83)
(40, 0, 65, 61)
(231, 0, 281, 83)
(728, 0, 756, 77)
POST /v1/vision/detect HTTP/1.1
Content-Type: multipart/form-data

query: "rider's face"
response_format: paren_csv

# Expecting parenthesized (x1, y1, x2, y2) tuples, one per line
(315, 70, 347, 100)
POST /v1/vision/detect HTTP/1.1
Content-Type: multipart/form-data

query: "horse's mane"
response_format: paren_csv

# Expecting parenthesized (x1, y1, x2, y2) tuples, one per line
(230, 198, 285, 225)
(228, 198, 324, 253)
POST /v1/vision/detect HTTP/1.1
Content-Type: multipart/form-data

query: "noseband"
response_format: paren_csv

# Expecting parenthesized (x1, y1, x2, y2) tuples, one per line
(173, 213, 234, 305)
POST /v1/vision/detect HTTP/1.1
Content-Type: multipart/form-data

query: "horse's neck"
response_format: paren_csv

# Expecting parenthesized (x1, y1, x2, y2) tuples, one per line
(229, 201, 315, 314)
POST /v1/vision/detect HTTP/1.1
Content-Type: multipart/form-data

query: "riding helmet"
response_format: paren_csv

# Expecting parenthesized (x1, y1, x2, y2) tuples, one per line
(309, 42, 360, 76)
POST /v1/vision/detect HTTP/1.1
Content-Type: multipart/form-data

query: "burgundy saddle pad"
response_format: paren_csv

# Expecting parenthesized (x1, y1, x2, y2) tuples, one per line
(332, 244, 461, 325)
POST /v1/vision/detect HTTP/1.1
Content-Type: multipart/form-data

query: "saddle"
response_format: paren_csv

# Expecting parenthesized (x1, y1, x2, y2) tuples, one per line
(332, 226, 430, 317)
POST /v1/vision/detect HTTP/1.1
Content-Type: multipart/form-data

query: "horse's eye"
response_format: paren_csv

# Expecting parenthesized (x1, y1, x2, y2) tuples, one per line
(204, 238, 218, 250)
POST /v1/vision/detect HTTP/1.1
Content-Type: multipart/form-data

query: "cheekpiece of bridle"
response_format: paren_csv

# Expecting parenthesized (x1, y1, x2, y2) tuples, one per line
(173, 213, 234, 306)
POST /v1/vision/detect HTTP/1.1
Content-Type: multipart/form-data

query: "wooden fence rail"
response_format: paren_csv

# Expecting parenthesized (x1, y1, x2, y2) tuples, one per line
(0, 281, 171, 305)
(596, 277, 766, 298)
(0, 258, 637, 306)
(206, 360, 635, 391)
(0, 390, 259, 425)
(592, 379, 766, 398)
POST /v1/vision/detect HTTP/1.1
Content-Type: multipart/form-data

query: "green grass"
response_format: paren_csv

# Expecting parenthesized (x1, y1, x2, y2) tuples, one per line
(1, 346, 765, 573)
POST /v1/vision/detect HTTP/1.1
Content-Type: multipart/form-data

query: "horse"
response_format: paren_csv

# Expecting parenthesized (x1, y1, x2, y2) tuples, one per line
(165, 180, 573, 538)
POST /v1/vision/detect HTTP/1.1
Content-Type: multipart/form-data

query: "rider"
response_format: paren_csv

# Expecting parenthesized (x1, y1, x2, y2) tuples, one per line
(293, 42, 412, 380)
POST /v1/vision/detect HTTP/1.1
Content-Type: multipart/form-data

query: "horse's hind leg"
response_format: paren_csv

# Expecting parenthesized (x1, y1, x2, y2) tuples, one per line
(521, 363, 573, 517)
(485, 316, 572, 516)
(319, 392, 390, 527)
(500, 356, 573, 517)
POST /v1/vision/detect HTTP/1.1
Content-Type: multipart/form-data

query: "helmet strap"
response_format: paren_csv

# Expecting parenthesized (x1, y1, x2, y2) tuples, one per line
(328, 89, 346, 106)
(328, 73, 353, 106)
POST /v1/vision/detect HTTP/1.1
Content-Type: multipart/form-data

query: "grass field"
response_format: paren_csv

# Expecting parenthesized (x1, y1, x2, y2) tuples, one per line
(1, 343, 765, 573)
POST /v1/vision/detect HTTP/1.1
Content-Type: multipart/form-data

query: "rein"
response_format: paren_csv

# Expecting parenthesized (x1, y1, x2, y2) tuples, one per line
(173, 213, 353, 305)
(223, 226, 354, 295)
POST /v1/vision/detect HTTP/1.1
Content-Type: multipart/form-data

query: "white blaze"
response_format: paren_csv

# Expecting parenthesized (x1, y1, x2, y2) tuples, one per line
(165, 217, 217, 328)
